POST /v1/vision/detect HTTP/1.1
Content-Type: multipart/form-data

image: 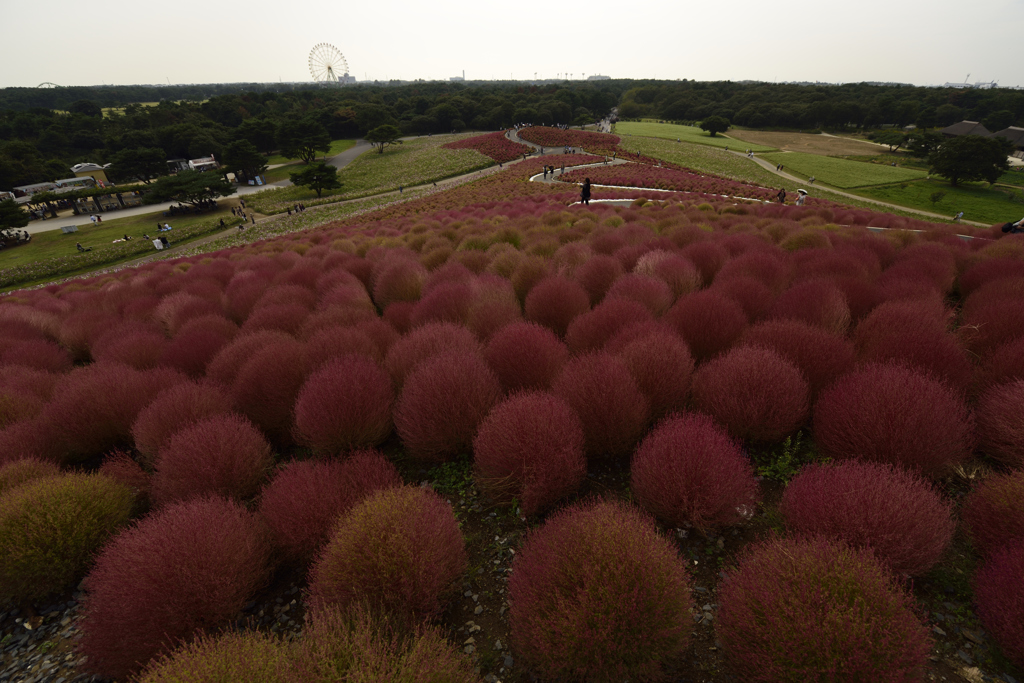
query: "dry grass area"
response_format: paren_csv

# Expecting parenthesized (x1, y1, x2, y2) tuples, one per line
(726, 130, 885, 156)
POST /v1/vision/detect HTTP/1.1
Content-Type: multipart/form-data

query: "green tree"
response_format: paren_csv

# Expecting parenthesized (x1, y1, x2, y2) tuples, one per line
(28, 191, 60, 219)
(146, 170, 234, 207)
(984, 110, 1015, 132)
(110, 147, 166, 184)
(928, 135, 1011, 187)
(699, 116, 731, 137)
(288, 162, 341, 198)
(235, 118, 277, 155)
(873, 130, 907, 152)
(277, 118, 331, 164)
(366, 125, 402, 154)
(0, 199, 30, 230)
(222, 140, 268, 183)
(68, 100, 102, 117)
(906, 131, 942, 158)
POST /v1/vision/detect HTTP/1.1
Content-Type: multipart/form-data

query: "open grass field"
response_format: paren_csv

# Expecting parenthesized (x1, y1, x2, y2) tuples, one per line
(615, 121, 775, 152)
(265, 139, 356, 165)
(247, 134, 491, 215)
(725, 130, 887, 156)
(616, 135, 782, 188)
(761, 152, 927, 188)
(997, 168, 1024, 188)
(261, 163, 303, 183)
(856, 178, 1024, 226)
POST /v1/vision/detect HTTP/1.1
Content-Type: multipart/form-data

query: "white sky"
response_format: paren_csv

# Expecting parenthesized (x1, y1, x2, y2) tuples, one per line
(1, 0, 1022, 88)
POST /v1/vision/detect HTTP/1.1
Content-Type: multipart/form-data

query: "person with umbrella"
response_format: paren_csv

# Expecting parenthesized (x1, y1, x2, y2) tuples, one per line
(795, 189, 808, 206)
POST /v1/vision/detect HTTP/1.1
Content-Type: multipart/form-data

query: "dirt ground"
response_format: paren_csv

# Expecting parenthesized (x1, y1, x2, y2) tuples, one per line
(726, 130, 888, 156)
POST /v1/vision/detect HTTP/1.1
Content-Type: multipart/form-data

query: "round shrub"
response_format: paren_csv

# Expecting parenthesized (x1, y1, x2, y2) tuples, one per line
(293, 356, 394, 455)
(394, 351, 500, 462)
(151, 414, 274, 508)
(371, 258, 427, 309)
(0, 457, 59, 497)
(616, 328, 694, 419)
(384, 321, 482, 388)
(716, 536, 932, 682)
(78, 496, 273, 681)
(132, 381, 233, 466)
(0, 473, 134, 603)
(290, 605, 479, 683)
(136, 629, 288, 683)
(205, 330, 294, 386)
(483, 321, 568, 392)
(664, 290, 748, 363)
(976, 380, 1024, 468)
(524, 275, 591, 337)
(606, 273, 674, 316)
(408, 281, 474, 328)
(813, 362, 974, 478)
(975, 336, 1024, 394)
(740, 320, 855, 399)
(631, 412, 760, 531)
(682, 240, 728, 284)
(766, 279, 851, 336)
(959, 297, 1024, 357)
(90, 322, 167, 370)
(508, 499, 693, 682)
(781, 461, 954, 576)
(308, 486, 466, 621)
(510, 254, 550, 303)
(473, 392, 585, 516)
(99, 449, 151, 508)
(691, 346, 809, 442)
(160, 325, 233, 377)
(258, 450, 403, 565)
(652, 253, 702, 298)
(574, 253, 624, 305)
(716, 251, 790, 292)
(231, 337, 308, 446)
(711, 275, 776, 320)
(974, 540, 1024, 669)
(552, 352, 649, 460)
(564, 297, 653, 354)
(963, 470, 1024, 557)
(0, 338, 72, 373)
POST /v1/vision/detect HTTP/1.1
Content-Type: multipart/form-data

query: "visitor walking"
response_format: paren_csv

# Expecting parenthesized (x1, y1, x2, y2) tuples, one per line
(580, 178, 591, 206)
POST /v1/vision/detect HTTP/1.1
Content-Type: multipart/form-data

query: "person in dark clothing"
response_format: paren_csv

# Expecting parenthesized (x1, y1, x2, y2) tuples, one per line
(159, 236, 169, 248)
(1002, 216, 1024, 234)
(581, 178, 591, 206)
(777, 188, 787, 204)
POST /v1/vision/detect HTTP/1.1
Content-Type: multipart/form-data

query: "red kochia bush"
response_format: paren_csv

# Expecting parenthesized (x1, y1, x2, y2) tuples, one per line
(205, 330, 294, 386)
(0, 339, 72, 373)
(552, 352, 649, 460)
(151, 414, 274, 508)
(975, 337, 1024, 394)
(308, 486, 466, 622)
(564, 297, 653, 354)
(509, 499, 693, 682)
(664, 290, 748, 363)
(231, 337, 308, 446)
(132, 381, 233, 466)
(258, 450, 403, 565)
(959, 297, 1024, 357)
(973, 540, 1024, 669)
(484, 321, 569, 392)
(781, 461, 954, 576)
(371, 258, 427, 309)
(631, 413, 760, 531)
(78, 496, 273, 681)
(615, 328, 694, 418)
(766, 279, 851, 336)
(159, 325, 233, 377)
(976, 380, 1024, 468)
(394, 352, 500, 462)
(715, 537, 931, 683)
(605, 273, 674, 316)
(711, 275, 776, 320)
(962, 470, 1024, 557)
(384, 321, 482, 388)
(740, 320, 855, 399)
(473, 392, 585, 517)
(524, 276, 591, 338)
(691, 346, 809, 442)
(90, 322, 167, 370)
(813, 362, 974, 478)
(293, 355, 394, 455)
(574, 253, 624, 304)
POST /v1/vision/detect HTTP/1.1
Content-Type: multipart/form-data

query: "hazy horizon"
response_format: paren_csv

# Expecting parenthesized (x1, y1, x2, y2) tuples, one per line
(1, 0, 1021, 90)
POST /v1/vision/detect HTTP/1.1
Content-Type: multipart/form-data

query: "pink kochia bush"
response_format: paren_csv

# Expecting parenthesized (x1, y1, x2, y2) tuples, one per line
(78, 496, 273, 681)
(739, 320, 855, 399)
(563, 297, 653, 354)
(552, 352, 649, 460)
(508, 499, 693, 682)
(524, 275, 591, 337)
(631, 413, 760, 532)
(663, 290, 747, 363)
(293, 355, 394, 455)
(813, 362, 974, 478)
(962, 470, 1024, 558)
(131, 381, 233, 466)
(691, 346, 809, 442)
(394, 352, 501, 462)
(614, 327, 694, 419)
(258, 450, 403, 565)
(151, 414, 274, 508)
(308, 486, 466, 622)
(231, 337, 308, 446)
(484, 321, 569, 392)
(781, 461, 954, 576)
(975, 379, 1024, 468)
(472, 392, 586, 516)
(716, 537, 932, 683)
(973, 540, 1024, 669)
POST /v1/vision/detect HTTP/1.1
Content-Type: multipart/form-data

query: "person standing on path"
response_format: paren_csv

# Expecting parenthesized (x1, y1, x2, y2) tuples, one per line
(580, 178, 591, 206)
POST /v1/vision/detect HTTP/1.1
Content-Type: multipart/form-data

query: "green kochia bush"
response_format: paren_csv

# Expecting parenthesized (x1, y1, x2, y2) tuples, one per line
(716, 536, 932, 683)
(136, 630, 289, 683)
(509, 499, 693, 682)
(0, 473, 134, 602)
(0, 457, 59, 497)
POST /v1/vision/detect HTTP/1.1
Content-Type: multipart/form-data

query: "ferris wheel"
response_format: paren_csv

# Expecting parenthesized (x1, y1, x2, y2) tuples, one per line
(309, 43, 350, 84)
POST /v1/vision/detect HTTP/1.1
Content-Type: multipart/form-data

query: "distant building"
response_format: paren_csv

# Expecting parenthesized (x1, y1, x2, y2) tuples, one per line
(338, 73, 356, 84)
(992, 126, 1024, 158)
(70, 162, 110, 184)
(587, 75, 611, 81)
(188, 155, 219, 172)
(53, 177, 96, 190)
(940, 121, 991, 138)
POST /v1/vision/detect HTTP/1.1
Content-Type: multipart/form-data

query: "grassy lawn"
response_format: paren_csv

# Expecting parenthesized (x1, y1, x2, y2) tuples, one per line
(997, 169, 1024, 187)
(617, 135, 782, 188)
(265, 139, 356, 165)
(262, 163, 304, 183)
(855, 178, 1024, 225)
(248, 134, 491, 215)
(761, 152, 927, 188)
(615, 121, 775, 152)
(0, 208, 243, 291)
